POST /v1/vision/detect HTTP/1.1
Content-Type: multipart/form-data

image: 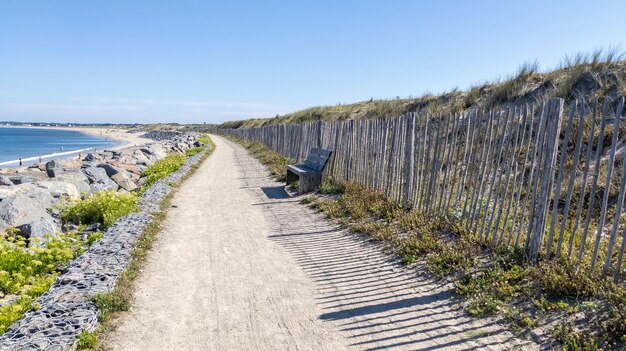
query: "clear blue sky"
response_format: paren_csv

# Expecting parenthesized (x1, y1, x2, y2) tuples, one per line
(1, 1, 625, 124)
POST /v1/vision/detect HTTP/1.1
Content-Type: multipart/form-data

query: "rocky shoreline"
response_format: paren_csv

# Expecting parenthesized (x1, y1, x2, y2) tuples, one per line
(0, 131, 210, 350)
(0, 131, 202, 241)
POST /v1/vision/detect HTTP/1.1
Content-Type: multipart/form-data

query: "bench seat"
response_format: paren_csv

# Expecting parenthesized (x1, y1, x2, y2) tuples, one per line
(287, 164, 316, 174)
(286, 148, 332, 194)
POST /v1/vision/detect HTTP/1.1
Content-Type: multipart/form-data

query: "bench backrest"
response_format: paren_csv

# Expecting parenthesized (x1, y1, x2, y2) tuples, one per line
(303, 148, 332, 172)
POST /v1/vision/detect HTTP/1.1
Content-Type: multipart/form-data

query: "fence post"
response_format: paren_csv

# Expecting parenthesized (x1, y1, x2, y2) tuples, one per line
(528, 98, 564, 262)
(403, 113, 416, 207)
(317, 120, 323, 149)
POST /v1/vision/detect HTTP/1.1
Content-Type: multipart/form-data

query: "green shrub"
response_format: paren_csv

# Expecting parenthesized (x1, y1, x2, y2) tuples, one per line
(185, 146, 204, 156)
(198, 133, 210, 145)
(90, 291, 131, 322)
(0, 233, 89, 333)
(299, 196, 316, 204)
(87, 232, 104, 245)
(427, 245, 475, 278)
(318, 179, 345, 194)
(142, 154, 188, 186)
(62, 190, 138, 228)
(77, 330, 97, 349)
(552, 321, 600, 351)
(352, 221, 393, 241)
(311, 199, 343, 219)
(537, 263, 599, 298)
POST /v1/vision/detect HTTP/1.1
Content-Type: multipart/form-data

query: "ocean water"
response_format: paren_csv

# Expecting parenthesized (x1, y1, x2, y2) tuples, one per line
(0, 127, 117, 167)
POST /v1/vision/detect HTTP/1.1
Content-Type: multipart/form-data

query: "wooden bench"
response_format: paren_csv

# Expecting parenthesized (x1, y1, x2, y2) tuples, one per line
(286, 148, 332, 194)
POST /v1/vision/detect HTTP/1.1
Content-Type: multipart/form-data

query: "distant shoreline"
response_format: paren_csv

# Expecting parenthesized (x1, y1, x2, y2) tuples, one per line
(0, 126, 152, 168)
(0, 125, 151, 150)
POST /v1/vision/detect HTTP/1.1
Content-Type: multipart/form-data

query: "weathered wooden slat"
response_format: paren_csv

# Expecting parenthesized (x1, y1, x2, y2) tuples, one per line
(529, 99, 564, 261)
(505, 105, 533, 247)
(403, 114, 416, 206)
(493, 107, 526, 246)
(577, 98, 610, 264)
(467, 110, 495, 227)
(481, 107, 515, 243)
(553, 102, 586, 258)
(455, 110, 476, 208)
(601, 97, 625, 275)
(472, 109, 503, 236)
(545, 100, 578, 257)
(442, 113, 461, 213)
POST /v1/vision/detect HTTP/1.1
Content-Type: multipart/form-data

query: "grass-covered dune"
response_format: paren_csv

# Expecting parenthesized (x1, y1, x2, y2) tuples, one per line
(212, 49, 626, 129)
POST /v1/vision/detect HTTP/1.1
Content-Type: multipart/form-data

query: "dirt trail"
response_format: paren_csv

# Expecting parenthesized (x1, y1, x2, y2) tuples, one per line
(107, 135, 537, 350)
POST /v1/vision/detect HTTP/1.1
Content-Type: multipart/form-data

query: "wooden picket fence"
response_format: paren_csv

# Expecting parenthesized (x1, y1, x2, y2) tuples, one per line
(217, 97, 626, 281)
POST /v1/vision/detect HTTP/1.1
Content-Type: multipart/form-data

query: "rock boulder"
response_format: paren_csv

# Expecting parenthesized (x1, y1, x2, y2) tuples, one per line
(16, 217, 58, 240)
(35, 181, 80, 200)
(111, 172, 138, 191)
(82, 167, 119, 192)
(0, 175, 13, 186)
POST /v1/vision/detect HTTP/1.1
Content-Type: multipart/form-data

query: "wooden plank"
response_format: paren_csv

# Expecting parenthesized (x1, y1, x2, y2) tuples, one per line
(494, 106, 527, 246)
(471, 109, 502, 235)
(505, 104, 533, 247)
(528, 99, 564, 262)
(435, 113, 453, 214)
(442, 113, 461, 213)
(481, 107, 515, 243)
(425, 117, 443, 214)
(455, 110, 476, 207)
(403, 114, 416, 206)
(417, 113, 431, 209)
(545, 100, 578, 258)
(567, 101, 598, 259)
(555, 102, 586, 259)
(462, 109, 485, 216)
(469, 110, 497, 230)
(524, 102, 550, 250)
(576, 98, 610, 264)
(600, 97, 625, 274)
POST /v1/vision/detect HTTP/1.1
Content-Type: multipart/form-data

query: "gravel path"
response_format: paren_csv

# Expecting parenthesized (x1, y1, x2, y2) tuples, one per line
(107, 135, 538, 351)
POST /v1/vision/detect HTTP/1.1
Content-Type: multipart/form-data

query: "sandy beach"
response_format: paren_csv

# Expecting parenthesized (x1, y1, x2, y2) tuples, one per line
(0, 126, 153, 168)
(13, 126, 153, 150)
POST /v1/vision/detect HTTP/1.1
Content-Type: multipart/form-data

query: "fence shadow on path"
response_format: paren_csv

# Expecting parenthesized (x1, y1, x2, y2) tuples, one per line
(231, 142, 536, 351)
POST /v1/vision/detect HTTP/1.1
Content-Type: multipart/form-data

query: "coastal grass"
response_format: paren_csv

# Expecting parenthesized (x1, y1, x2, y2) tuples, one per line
(216, 51, 626, 130)
(81, 136, 215, 350)
(302, 179, 626, 349)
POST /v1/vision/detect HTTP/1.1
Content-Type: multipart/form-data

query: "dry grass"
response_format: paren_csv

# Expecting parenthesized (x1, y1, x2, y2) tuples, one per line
(214, 50, 626, 130)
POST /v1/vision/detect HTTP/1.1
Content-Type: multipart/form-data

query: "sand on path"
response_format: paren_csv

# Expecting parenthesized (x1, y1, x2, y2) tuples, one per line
(106, 135, 537, 351)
